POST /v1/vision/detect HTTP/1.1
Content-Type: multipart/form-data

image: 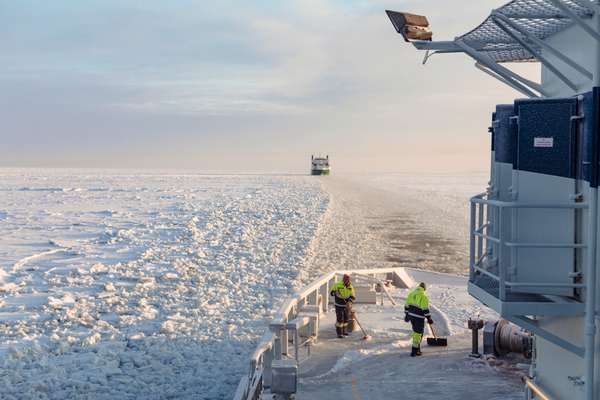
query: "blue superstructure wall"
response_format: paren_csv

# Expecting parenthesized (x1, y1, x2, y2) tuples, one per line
(582, 88, 600, 187)
(490, 90, 600, 187)
(493, 104, 517, 165)
(514, 98, 578, 179)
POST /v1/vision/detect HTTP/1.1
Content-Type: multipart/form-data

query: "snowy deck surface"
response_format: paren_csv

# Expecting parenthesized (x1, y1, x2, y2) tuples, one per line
(295, 270, 525, 399)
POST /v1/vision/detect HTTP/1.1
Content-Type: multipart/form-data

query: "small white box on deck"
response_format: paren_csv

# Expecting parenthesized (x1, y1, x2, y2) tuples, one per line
(329, 285, 378, 304)
(271, 359, 297, 394)
(354, 285, 377, 304)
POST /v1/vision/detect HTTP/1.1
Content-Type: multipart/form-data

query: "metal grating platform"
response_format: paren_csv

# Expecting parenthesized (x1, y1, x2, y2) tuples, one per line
(388, 0, 600, 97)
(460, 0, 595, 62)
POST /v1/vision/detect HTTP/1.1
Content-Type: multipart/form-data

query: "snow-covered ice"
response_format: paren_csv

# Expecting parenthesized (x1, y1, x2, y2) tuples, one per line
(0, 169, 328, 399)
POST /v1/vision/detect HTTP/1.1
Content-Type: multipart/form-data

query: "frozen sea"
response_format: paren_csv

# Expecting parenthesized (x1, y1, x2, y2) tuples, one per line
(0, 169, 487, 399)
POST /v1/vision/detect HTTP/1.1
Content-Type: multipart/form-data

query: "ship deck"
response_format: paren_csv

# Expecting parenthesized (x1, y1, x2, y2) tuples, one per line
(295, 270, 525, 399)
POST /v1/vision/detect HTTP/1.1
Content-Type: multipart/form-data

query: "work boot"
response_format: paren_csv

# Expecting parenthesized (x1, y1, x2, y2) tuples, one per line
(416, 346, 422, 356)
(410, 347, 418, 357)
(342, 327, 349, 336)
(336, 327, 344, 339)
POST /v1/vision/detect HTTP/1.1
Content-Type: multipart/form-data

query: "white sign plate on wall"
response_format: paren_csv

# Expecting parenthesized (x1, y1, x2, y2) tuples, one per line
(534, 137, 554, 148)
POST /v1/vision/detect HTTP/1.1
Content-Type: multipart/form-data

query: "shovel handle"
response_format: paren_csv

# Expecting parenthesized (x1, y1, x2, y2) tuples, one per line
(429, 322, 438, 338)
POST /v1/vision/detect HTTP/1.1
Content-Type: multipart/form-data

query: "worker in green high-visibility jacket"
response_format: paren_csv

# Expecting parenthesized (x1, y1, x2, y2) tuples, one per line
(330, 274, 356, 338)
(404, 282, 433, 357)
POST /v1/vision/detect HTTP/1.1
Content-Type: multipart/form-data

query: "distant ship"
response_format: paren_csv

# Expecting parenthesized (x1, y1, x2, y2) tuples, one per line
(310, 155, 330, 176)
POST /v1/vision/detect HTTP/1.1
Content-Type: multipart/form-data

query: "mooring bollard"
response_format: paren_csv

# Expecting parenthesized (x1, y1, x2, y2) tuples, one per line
(468, 318, 484, 358)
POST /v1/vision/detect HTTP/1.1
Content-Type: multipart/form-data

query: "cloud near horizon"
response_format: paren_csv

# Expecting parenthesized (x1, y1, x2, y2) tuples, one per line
(0, 0, 538, 173)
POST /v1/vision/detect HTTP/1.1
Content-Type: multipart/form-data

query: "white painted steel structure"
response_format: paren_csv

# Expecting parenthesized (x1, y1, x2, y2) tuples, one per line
(388, 1, 600, 399)
(393, 0, 600, 97)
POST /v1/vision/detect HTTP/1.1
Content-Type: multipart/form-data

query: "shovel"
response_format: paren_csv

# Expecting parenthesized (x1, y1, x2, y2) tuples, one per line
(426, 322, 448, 347)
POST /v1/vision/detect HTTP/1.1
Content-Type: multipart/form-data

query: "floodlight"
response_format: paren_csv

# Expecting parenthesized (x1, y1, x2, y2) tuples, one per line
(385, 10, 432, 42)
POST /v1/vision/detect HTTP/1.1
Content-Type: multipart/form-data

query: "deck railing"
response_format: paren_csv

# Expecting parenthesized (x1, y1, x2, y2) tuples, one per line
(469, 193, 588, 301)
(233, 267, 413, 400)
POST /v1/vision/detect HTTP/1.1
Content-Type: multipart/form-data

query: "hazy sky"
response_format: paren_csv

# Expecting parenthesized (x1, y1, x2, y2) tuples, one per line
(0, 0, 538, 173)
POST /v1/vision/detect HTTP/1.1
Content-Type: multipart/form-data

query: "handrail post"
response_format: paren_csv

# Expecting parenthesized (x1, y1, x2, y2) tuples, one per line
(478, 201, 484, 262)
(498, 206, 506, 301)
(584, 188, 598, 400)
(273, 335, 281, 360)
(263, 348, 273, 388)
(510, 203, 517, 282)
(294, 329, 300, 361)
(307, 290, 319, 337)
(309, 290, 318, 307)
(281, 319, 289, 356)
(470, 200, 476, 281)
(321, 281, 329, 313)
(487, 201, 494, 262)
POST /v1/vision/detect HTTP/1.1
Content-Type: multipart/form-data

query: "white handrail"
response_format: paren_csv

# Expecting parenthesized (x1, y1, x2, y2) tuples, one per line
(470, 193, 589, 209)
(295, 271, 337, 299)
(469, 195, 589, 298)
(250, 332, 275, 367)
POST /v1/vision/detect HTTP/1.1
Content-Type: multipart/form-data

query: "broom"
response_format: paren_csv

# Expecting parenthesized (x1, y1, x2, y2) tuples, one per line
(353, 314, 372, 341)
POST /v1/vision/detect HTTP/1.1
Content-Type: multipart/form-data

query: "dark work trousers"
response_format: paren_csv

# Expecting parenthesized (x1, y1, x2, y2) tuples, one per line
(410, 316, 425, 348)
(335, 305, 349, 336)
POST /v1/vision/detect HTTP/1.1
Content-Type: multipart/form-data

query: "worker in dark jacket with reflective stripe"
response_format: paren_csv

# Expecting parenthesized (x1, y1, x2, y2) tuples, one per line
(330, 274, 356, 338)
(404, 282, 433, 356)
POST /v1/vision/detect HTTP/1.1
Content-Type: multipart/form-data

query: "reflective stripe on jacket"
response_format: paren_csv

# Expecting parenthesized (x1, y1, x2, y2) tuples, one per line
(404, 286, 431, 319)
(330, 281, 356, 307)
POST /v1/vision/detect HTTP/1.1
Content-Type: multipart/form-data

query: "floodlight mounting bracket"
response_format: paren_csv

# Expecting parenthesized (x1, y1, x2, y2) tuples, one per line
(387, 0, 600, 98)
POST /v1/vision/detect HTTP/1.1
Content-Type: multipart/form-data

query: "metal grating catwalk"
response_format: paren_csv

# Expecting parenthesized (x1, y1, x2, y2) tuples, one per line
(460, 0, 596, 62)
